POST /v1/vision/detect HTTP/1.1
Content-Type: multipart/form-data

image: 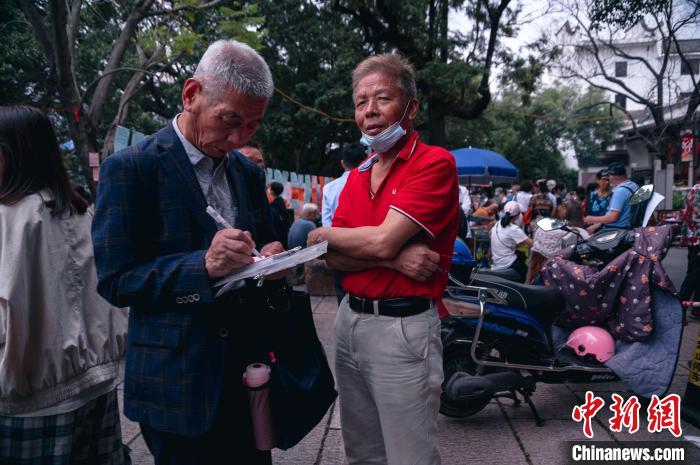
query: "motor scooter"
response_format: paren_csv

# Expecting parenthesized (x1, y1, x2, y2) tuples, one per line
(440, 185, 681, 425)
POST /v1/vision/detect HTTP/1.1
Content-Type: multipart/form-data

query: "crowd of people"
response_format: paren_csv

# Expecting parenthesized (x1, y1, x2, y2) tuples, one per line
(458, 165, 641, 283)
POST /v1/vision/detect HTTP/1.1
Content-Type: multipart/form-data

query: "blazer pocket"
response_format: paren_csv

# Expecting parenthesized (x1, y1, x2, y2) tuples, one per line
(128, 324, 181, 349)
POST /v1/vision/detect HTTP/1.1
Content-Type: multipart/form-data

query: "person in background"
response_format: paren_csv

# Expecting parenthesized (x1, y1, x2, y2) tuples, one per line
(0, 106, 129, 464)
(585, 169, 612, 219)
(681, 176, 700, 319)
(526, 203, 589, 284)
(513, 180, 533, 214)
(322, 143, 367, 228)
(477, 187, 492, 207)
(555, 181, 567, 205)
(459, 185, 473, 217)
(288, 203, 319, 250)
(529, 180, 555, 219)
(238, 139, 265, 170)
(507, 183, 520, 202)
(561, 192, 585, 229)
(287, 203, 319, 284)
(583, 162, 638, 232)
(322, 143, 367, 302)
(490, 201, 533, 281)
(472, 201, 499, 227)
(493, 186, 506, 205)
(546, 179, 558, 207)
(269, 180, 291, 248)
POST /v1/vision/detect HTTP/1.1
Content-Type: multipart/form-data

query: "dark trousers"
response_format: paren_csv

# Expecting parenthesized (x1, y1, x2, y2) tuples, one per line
(334, 270, 346, 305)
(508, 249, 528, 283)
(680, 245, 700, 302)
(140, 336, 272, 465)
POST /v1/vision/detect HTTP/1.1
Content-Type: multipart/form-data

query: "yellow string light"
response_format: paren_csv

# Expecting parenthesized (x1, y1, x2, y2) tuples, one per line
(273, 87, 627, 125)
(274, 87, 355, 123)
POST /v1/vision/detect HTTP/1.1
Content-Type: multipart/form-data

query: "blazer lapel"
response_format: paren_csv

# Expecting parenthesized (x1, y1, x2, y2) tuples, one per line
(226, 154, 253, 232)
(155, 125, 218, 238)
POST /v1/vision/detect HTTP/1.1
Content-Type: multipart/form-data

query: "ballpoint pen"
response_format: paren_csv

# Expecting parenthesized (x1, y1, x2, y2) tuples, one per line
(206, 205, 263, 258)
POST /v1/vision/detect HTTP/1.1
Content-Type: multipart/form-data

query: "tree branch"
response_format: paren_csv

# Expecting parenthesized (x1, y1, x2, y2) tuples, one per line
(145, 0, 227, 17)
(601, 36, 658, 77)
(68, 0, 82, 62)
(451, 0, 511, 120)
(667, 11, 700, 121)
(17, 0, 55, 72)
(573, 14, 656, 110)
(560, 70, 645, 106)
(87, 0, 155, 130)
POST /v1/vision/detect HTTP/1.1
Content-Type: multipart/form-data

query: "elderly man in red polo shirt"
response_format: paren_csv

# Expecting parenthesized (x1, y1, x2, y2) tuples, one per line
(307, 54, 458, 465)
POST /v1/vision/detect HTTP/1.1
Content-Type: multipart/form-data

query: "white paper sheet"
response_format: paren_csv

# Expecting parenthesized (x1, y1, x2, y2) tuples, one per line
(214, 241, 328, 297)
(643, 192, 665, 227)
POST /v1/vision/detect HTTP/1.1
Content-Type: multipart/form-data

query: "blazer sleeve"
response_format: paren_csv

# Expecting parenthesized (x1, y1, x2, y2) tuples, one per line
(92, 152, 215, 309)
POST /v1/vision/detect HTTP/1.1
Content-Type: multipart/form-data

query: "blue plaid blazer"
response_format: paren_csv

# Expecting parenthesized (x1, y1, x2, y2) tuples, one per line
(92, 124, 276, 436)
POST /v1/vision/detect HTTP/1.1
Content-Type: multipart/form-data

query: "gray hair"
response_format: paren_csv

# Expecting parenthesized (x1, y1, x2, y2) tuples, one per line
(301, 203, 319, 219)
(352, 54, 417, 104)
(194, 40, 273, 100)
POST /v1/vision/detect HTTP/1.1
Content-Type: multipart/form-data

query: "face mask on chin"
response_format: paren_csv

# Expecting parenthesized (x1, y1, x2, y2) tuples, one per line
(359, 101, 411, 154)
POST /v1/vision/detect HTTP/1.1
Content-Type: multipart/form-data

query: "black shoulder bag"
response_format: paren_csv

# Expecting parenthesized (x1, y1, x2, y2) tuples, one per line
(253, 287, 338, 450)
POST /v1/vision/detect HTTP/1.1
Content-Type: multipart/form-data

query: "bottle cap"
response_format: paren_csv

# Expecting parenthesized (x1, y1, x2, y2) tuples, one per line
(243, 363, 271, 388)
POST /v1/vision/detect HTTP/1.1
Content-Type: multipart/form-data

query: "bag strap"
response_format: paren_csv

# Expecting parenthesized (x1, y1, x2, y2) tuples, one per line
(620, 184, 636, 195)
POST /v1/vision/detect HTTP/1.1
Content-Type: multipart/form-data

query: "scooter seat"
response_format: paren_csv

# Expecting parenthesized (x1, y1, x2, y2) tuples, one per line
(471, 268, 522, 282)
(468, 274, 565, 323)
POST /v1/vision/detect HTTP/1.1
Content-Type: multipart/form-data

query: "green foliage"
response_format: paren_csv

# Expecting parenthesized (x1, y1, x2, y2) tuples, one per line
(587, 0, 668, 29)
(255, 0, 551, 174)
(255, 0, 367, 175)
(0, 0, 52, 106)
(445, 85, 621, 184)
(0, 0, 264, 149)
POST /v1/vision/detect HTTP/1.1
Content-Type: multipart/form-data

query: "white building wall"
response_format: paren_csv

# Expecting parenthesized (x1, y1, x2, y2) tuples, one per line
(554, 22, 698, 113)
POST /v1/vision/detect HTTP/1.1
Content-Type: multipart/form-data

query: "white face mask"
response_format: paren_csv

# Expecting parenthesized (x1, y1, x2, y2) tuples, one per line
(359, 102, 411, 153)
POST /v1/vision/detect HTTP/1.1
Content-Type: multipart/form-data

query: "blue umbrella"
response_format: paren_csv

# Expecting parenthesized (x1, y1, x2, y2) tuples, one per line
(450, 147, 518, 185)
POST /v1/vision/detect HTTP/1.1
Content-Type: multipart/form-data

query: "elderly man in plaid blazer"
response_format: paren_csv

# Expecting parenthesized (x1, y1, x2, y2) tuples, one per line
(92, 40, 283, 465)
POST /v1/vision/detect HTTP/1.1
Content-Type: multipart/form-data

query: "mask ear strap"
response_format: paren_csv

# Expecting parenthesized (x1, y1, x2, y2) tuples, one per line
(398, 100, 412, 124)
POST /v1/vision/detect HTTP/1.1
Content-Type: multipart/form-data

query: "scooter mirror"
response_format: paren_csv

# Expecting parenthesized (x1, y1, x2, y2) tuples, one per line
(536, 217, 567, 231)
(629, 184, 654, 206)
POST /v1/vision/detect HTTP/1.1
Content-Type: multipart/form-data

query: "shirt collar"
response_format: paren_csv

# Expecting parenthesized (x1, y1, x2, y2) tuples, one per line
(172, 115, 227, 169)
(357, 132, 420, 172)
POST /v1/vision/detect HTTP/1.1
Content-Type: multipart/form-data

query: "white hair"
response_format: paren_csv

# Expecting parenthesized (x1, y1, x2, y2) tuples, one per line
(194, 40, 273, 99)
(301, 203, 319, 218)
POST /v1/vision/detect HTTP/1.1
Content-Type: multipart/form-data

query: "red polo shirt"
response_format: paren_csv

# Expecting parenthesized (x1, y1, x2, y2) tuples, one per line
(332, 131, 459, 301)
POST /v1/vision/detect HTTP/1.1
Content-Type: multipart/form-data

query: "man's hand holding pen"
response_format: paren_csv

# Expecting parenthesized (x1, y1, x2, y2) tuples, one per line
(205, 229, 257, 278)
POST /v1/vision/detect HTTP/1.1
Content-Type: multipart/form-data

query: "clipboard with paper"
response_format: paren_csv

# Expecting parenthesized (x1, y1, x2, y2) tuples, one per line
(214, 241, 328, 297)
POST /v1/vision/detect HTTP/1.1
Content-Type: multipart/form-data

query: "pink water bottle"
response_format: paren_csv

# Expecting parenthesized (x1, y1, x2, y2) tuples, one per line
(243, 363, 277, 450)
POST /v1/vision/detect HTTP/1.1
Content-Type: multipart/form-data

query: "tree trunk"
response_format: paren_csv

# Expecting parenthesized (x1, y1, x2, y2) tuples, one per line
(427, 99, 446, 147)
(48, 0, 96, 192)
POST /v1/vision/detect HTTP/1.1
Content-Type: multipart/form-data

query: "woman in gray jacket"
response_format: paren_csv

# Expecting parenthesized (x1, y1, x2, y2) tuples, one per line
(0, 106, 129, 464)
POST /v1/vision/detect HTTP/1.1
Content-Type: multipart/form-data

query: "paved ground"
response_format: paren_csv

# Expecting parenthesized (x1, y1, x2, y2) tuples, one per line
(119, 247, 700, 464)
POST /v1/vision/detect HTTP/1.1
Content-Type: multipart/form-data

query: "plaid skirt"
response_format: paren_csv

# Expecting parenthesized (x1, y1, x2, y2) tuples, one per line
(0, 388, 129, 465)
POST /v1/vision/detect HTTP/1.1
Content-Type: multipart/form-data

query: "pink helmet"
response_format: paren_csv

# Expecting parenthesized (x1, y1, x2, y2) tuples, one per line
(566, 326, 615, 363)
